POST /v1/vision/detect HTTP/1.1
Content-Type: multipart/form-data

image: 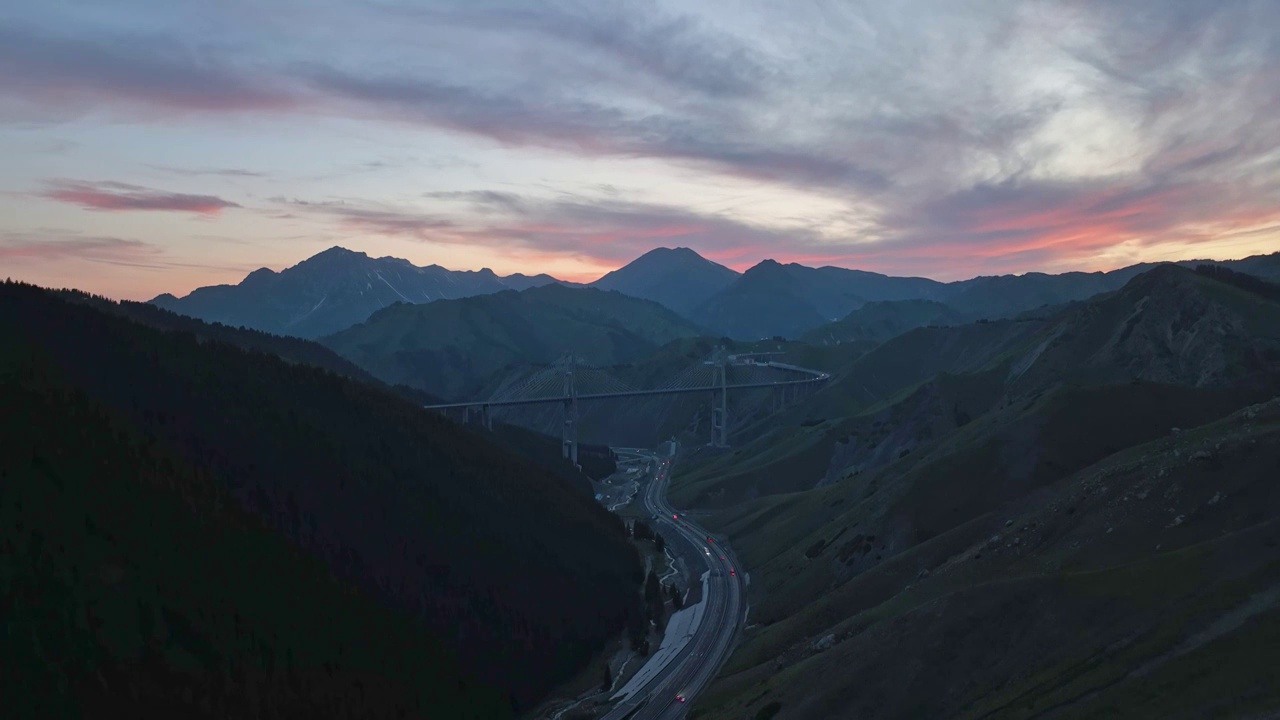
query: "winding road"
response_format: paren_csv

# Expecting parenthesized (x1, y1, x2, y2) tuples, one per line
(602, 448, 744, 720)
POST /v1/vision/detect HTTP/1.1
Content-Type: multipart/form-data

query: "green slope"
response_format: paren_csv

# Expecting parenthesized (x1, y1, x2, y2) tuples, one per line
(696, 397, 1280, 720)
(670, 318, 1046, 507)
(674, 264, 1280, 508)
(676, 265, 1280, 719)
(323, 284, 705, 398)
(800, 299, 964, 345)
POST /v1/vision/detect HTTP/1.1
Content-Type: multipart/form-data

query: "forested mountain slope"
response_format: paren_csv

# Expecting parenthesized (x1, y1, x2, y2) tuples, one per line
(63, 289, 609, 491)
(0, 281, 642, 718)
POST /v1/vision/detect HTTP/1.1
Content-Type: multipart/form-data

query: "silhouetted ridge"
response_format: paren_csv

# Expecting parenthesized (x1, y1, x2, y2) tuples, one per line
(150, 247, 561, 339)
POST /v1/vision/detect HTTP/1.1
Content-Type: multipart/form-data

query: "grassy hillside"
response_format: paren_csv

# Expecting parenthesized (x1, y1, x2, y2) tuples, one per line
(1009, 265, 1280, 394)
(674, 265, 1280, 508)
(671, 319, 1046, 507)
(696, 397, 1280, 719)
(714, 382, 1268, 620)
(323, 284, 705, 399)
(801, 299, 964, 345)
(0, 281, 643, 718)
(676, 264, 1280, 718)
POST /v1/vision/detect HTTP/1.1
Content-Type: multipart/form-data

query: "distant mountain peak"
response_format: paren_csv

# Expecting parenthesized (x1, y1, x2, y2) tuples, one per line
(295, 246, 370, 271)
(589, 246, 739, 317)
(625, 246, 720, 268)
(317, 245, 362, 258)
(1130, 262, 1185, 281)
(241, 267, 277, 285)
(641, 246, 700, 259)
(742, 258, 788, 277)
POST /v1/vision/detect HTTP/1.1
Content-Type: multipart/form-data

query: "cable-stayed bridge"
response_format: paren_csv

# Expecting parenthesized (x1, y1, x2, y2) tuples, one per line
(424, 349, 829, 463)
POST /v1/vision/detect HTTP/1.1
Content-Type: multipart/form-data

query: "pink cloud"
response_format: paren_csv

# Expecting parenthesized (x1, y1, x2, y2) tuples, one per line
(40, 180, 240, 215)
(0, 235, 157, 263)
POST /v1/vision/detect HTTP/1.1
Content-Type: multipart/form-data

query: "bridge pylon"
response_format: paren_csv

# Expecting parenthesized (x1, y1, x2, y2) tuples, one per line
(710, 346, 729, 447)
(561, 352, 579, 465)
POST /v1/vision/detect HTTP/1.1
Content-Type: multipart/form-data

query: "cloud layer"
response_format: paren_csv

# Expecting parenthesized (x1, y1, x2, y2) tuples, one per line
(2, 0, 1278, 287)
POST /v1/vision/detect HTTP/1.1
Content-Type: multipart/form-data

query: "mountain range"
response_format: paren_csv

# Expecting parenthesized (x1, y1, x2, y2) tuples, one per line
(151, 246, 558, 338)
(151, 245, 1280, 345)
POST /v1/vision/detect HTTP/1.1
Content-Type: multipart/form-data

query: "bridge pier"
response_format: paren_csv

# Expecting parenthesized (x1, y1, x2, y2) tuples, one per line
(561, 352, 579, 465)
(710, 346, 728, 447)
(460, 404, 494, 430)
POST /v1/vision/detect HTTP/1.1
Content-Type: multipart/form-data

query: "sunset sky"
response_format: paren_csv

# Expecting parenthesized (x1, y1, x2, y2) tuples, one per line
(2, 0, 1279, 300)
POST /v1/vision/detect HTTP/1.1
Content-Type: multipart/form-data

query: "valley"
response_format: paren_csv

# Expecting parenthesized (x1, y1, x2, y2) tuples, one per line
(7, 249, 1280, 720)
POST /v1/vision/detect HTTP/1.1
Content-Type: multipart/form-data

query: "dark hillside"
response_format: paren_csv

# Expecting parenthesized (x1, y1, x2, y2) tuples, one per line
(61, 289, 611, 491)
(2, 363, 506, 719)
(63, 290, 387, 385)
(0, 281, 642, 717)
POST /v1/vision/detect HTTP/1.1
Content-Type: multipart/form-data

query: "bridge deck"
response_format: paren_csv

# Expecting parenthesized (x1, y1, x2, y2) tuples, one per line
(423, 363, 830, 410)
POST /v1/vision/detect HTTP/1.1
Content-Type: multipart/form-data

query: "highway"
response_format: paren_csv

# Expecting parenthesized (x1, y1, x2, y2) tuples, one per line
(601, 448, 744, 720)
